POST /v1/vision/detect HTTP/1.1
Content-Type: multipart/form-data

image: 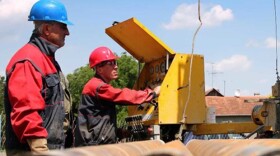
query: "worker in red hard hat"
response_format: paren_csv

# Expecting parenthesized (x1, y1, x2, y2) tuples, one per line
(4, 0, 73, 155)
(74, 46, 160, 146)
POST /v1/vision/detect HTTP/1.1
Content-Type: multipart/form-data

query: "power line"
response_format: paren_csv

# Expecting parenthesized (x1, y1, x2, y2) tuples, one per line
(274, 0, 279, 81)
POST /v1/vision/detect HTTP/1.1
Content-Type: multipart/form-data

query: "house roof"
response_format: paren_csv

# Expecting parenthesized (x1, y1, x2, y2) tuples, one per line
(206, 96, 267, 116)
(205, 88, 224, 97)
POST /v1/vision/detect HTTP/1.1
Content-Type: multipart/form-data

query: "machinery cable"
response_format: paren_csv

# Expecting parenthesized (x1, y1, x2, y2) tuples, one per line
(274, 0, 280, 81)
(244, 125, 264, 139)
(181, 0, 202, 122)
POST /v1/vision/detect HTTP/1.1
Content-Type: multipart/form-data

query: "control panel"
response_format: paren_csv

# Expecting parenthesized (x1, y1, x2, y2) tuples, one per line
(106, 17, 207, 127)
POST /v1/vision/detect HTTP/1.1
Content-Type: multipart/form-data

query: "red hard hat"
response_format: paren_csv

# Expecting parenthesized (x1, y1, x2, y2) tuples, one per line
(89, 46, 118, 68)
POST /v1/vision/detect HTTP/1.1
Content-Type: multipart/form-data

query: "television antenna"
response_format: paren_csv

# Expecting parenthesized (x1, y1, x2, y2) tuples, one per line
(207, 62, 223, 88)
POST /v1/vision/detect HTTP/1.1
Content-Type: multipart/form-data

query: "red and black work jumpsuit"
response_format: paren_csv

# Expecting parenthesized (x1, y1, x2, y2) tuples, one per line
(74, 75, 155, 146)
(4, 35, 70, 153)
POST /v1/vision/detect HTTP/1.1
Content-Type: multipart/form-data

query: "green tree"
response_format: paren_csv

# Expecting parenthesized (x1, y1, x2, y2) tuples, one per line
(0, 76, 5, 114)
(67, 65, 93, 111)
(67, 52, 140, 127)
(0, 76, 6, 149)
(112, 52, 140, 127)
(111, 52, 139, 89)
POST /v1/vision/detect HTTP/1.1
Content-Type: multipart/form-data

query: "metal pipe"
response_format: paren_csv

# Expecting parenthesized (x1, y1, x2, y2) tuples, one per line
(144, 140, 193, 156)
(186, 139, 280, 156)
(40, 140, 165, 156)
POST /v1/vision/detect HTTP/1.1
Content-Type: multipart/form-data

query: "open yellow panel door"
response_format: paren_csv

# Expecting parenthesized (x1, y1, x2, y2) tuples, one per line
(105, 17, 175, 63)
(104, 17, 261, 138)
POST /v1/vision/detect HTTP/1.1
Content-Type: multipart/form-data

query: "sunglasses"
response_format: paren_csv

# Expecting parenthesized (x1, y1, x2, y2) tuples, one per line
(98, 60, 118, 67)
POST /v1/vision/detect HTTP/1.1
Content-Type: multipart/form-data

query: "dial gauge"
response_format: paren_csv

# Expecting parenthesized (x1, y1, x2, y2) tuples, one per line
(155, 64, 159, 73)
(160, 62, 166, 73)
(149, 66, 154, 74)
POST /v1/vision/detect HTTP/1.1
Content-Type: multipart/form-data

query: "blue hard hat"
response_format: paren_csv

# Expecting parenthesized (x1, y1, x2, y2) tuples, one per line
(28, 0, 73, 25)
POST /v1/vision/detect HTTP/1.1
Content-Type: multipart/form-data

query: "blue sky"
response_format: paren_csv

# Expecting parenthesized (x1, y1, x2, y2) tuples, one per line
(0, 0, 278, 96)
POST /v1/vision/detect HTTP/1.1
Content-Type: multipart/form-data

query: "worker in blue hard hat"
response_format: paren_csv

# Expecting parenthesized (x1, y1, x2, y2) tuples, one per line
(4, 0, 73, 155)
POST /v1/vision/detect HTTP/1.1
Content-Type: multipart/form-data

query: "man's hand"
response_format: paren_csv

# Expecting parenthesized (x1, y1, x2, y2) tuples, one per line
(27, 138, 49, 154)
(153, 85, 161, 96)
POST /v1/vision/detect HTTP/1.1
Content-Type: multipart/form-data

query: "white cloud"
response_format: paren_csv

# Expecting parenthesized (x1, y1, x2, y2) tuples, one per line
(246, 38, 280, 49)
(0, 0, 37, 41)
(0, 0, 37, 22)
(203, 5, 233, 27)
(237, 89, 251, 96)
(214, 55, 251, 72)
(265, 37, 280, 48)
(163, 3, 233, 30)
(245, 39, 260, 48)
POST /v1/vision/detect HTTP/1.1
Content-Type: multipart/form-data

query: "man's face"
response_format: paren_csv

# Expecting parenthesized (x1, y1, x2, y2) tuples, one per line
(45, 22, 70, 47)
(97, 60, 118, 83)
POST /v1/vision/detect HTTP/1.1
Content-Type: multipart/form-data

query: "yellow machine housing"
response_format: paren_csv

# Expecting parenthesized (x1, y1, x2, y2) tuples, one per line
(106, 17, 263, 140)
(106, 18, 207, 125)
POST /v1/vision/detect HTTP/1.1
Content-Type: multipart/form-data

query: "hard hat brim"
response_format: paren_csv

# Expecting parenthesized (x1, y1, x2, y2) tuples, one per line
(58, 20, 73, 25)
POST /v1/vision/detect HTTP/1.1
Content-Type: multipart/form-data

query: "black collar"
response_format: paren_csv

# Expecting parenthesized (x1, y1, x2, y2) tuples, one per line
(28, 33, 61, 71)
(28, 33, 59, 57)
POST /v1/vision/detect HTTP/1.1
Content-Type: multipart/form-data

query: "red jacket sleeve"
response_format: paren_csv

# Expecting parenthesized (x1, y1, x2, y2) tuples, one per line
(95, 83, 155, 105)
(8, 61, 48, 143)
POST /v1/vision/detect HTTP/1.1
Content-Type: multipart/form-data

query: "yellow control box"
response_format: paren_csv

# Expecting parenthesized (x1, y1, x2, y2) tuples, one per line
(106, 17, 207, 125)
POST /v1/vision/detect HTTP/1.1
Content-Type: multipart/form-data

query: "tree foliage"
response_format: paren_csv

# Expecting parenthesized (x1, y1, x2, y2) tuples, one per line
(0, 76, 5, 114)
(112, 52, 141, 127)
(0, 76, 6, 149)
(67, 65, 93, 111)
(67, 52, 140, 127)
(111, 52, 139, 89)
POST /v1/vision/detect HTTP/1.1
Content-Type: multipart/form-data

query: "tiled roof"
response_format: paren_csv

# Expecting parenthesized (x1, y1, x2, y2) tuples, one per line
(205, 96, 267, 116)
(205, 88, 224, 97)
